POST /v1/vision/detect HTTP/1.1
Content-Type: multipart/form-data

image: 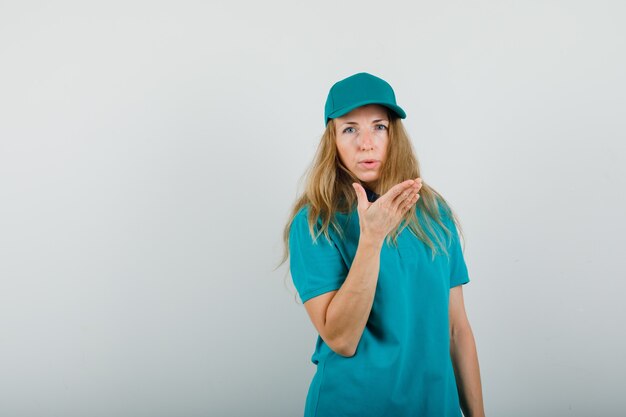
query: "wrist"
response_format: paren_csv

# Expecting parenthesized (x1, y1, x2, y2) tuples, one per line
(358, 233, 385, 250)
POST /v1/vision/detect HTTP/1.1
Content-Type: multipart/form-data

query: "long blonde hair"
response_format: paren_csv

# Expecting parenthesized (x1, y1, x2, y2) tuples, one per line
(279, 112, 464, 267)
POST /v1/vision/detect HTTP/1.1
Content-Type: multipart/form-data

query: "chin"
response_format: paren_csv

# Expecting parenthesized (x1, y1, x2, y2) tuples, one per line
(360, 178, 379, 188)
(359, 175, 380, 183)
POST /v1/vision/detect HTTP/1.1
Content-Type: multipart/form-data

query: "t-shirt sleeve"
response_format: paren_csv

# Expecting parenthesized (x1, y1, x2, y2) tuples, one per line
(289, 208, 348, 303)
(443, 211, 470, 288)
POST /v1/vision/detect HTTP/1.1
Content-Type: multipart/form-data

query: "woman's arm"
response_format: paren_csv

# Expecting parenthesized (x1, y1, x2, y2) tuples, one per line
(303, 235, 383, 357)
(302, 179, 421, 357)
(449, 285, 485, 417)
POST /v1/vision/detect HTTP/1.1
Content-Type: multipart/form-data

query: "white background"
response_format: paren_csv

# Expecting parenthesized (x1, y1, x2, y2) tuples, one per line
(1, 1, 625, 416)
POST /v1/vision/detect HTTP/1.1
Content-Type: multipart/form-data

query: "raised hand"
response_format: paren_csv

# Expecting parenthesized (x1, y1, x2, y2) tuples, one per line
(352, 178, 423, 242)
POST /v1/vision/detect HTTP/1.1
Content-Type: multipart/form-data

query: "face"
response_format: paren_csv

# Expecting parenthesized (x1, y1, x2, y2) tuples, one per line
(334, 104, 389, 190)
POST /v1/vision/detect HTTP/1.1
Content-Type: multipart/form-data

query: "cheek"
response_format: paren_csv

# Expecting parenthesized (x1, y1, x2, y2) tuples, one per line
(378, 136, 389, 159)
(335, 142, 352, 164)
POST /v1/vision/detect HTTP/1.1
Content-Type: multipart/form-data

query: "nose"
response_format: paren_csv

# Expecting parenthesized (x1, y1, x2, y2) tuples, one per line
(358, 128, 374, 151)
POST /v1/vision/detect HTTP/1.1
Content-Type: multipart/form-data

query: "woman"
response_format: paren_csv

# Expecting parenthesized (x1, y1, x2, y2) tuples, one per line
(281, 72, 485, 417)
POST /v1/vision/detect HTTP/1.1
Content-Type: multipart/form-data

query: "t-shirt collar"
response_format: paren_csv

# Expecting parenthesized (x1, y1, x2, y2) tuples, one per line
(364, 186, 379, 202)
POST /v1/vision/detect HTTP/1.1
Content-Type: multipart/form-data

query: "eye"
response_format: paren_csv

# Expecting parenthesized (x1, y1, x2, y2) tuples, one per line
(342, 127, 356, 134)
(375, 124, 388, 131)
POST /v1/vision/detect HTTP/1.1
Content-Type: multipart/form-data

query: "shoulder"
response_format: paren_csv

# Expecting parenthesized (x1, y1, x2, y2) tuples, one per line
(291, 204, 313, 232)
(290, 204, 352, 245)
(431, 196, 459, 235)
(415, 196, 452, 229)
(292, 204, 352, 230)
(290, 205, 310, 233)
(420, 195, 458, 246)
(290, 205, 323, 243)
(294, 204, 310, 219)
(433, 196, 453, 222)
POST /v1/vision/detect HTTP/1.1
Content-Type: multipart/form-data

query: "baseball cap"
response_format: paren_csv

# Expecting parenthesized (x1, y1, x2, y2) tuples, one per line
(324, 72, 406, 126)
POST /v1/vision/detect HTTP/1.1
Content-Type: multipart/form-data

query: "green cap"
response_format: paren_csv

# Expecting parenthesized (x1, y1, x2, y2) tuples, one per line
(324, 72, 406, 126)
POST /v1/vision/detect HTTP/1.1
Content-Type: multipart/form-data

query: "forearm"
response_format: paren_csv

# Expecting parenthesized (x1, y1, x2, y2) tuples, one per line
(324, 235, 383, 356)
(450, 326, 485, 417)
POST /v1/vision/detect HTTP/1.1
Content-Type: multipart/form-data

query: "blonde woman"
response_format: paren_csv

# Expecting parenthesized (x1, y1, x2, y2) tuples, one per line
(282, 72, 485, 417)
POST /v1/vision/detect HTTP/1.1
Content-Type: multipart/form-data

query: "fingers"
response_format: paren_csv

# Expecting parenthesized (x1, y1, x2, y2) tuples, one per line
(352, 183, 368, 212)
(380, 179, 417, 204)
(355, 178, 423, 241)
(354, 177, 423, 215)
(400, 189, 421, 212)
(391, 177, 423, 208)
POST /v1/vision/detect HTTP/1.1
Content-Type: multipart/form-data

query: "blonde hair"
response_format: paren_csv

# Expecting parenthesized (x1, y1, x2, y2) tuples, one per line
(279, 112, 464, 268)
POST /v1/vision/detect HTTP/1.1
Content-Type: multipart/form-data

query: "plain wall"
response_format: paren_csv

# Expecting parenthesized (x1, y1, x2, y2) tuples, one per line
(1, 1, 625, 416)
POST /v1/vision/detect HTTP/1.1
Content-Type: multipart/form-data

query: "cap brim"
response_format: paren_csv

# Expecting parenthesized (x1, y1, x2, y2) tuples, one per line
(326, 100, 406, 125)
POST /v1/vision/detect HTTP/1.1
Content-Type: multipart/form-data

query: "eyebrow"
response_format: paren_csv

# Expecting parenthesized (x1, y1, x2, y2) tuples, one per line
(340, 118, 389, 127)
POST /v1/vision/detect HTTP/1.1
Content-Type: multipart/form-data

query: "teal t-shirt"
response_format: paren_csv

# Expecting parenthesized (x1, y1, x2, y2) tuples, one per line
(289, 200, 470, 417)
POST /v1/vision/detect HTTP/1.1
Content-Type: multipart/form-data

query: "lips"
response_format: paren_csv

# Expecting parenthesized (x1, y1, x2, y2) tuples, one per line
(358, 160, 380, 169)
